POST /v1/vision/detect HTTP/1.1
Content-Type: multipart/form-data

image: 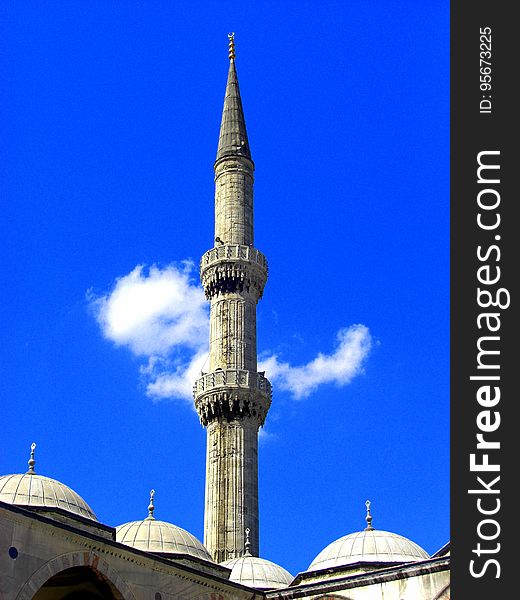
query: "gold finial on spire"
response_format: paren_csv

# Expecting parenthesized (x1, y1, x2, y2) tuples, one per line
(228, 32, 236, 60)
(365, 499, 374, 531)
(244, 527, 252, 556)
(27, 442, 36, 474)
(147, 489, 156, 520)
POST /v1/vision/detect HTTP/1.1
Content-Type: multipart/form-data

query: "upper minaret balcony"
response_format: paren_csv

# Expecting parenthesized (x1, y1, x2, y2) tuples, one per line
(200, 243, 268, 300)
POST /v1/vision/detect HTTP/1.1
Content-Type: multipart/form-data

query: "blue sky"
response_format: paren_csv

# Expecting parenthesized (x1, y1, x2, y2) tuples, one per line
(1, 1, 449, 576)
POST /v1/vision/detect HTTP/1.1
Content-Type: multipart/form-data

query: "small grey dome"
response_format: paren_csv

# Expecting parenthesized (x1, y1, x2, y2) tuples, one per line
(0, 473, 97, 521)
(308, 529, 429, 571)
(116, 490, 212, 561)
(221, 555, 293, 590)
(116, 519, 212, 561)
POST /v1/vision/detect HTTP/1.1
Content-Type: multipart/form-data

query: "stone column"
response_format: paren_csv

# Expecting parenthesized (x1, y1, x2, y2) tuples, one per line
(194, 241, 270, 562)
(193, 43, 271, 563)
(214, 159, 254, 247)
(204, 418, 259, 561)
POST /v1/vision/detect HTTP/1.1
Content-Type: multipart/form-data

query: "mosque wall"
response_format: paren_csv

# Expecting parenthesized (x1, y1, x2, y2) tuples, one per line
(0, 503, 261, 600)
(0, 502, 449, 600)
(264, 558, 450, 600)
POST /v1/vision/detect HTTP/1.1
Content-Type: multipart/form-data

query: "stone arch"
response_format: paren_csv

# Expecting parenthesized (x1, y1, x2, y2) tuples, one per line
(314, 595, 353, 600)
(432, 583, 450, 600)
(15, 551, 136, 600)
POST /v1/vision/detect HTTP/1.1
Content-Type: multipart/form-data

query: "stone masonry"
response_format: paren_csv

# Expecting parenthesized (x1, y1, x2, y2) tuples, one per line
(193, 37, 271, 563)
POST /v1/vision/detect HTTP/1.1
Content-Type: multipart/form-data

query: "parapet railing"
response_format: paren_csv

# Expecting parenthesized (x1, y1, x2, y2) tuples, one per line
(200, 244, 268, 270)
(193, 369, 271, 396)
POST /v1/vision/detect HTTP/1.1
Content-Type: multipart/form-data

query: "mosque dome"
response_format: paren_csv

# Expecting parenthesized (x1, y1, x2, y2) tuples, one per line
(116, 490, 213, 562)
(0, 444, 98, 521)
(220, 528, 293, 590)
(221, 555, 293, 590)
(308, 501, 429, 571)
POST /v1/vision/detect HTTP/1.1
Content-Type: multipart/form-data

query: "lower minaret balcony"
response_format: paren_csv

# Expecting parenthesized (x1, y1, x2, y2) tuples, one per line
(193, 369, 272, 427)
(200, 244, 268, 299)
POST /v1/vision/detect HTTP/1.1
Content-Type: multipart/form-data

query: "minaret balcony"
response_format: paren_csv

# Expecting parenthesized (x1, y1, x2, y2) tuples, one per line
(200, 244, 268, 299)
(193, 369, 272, 426)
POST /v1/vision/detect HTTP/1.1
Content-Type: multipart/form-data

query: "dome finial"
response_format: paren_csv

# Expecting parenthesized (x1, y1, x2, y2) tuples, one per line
(147, 489, 156, 520)
(365, 499, 374, 530)
(244, 527, 252, 556)
(27, 442, 36, 474)
(228, 32, 236, 61)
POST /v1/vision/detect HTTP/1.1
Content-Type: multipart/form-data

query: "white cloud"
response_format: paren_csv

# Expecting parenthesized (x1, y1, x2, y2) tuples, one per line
(258, 325, 372, 399)
(90, 263, 209, 402)
(90, 265, 372, 403)
(92, 263, 208, 356)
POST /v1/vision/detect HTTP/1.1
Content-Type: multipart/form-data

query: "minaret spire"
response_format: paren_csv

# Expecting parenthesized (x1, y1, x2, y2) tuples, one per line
(228, 32, 236, 60)
(216, 33, 252, 164)
(194, 35, 271, 562)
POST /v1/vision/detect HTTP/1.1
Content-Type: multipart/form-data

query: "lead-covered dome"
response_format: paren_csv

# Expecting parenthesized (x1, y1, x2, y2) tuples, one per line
(308, 501, 429, 571)
(0, 444, 97, 521)
(116, 490, 212, 562)
(220, 528, 292, 590)
(221, 555, 293, 590)
(309, 529, 429, 570)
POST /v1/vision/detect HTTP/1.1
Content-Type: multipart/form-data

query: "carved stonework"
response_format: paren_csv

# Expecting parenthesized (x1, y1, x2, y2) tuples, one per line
(214, 157, 254, 179)
(194, 369, 272, 427)
(201, 244, 267, 269)
(200, 245, 268, 300)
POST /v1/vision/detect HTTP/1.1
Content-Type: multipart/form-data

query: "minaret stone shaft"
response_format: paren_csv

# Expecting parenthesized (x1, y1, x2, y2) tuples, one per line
(193, 35, 271, 563)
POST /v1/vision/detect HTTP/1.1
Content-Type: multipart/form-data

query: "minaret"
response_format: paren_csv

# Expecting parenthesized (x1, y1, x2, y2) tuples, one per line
(193, 34, 271, 563)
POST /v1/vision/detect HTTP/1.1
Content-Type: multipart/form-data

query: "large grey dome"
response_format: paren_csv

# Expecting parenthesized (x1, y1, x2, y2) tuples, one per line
(0, 473, 97, 521)
(309, 529, 429, 571)
(220, 555, 293, 590)
(308, 501, 429, 571)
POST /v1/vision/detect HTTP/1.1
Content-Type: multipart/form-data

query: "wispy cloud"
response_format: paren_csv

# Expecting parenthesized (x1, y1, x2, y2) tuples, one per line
(141, 350, 208, 401)
(258, 325, 372, 399)
(258, 428, 277, 444)
(89, 264, 372, 403)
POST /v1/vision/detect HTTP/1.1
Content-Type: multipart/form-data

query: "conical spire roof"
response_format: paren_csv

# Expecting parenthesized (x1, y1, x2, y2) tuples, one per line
(216, 35, 251, 163)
